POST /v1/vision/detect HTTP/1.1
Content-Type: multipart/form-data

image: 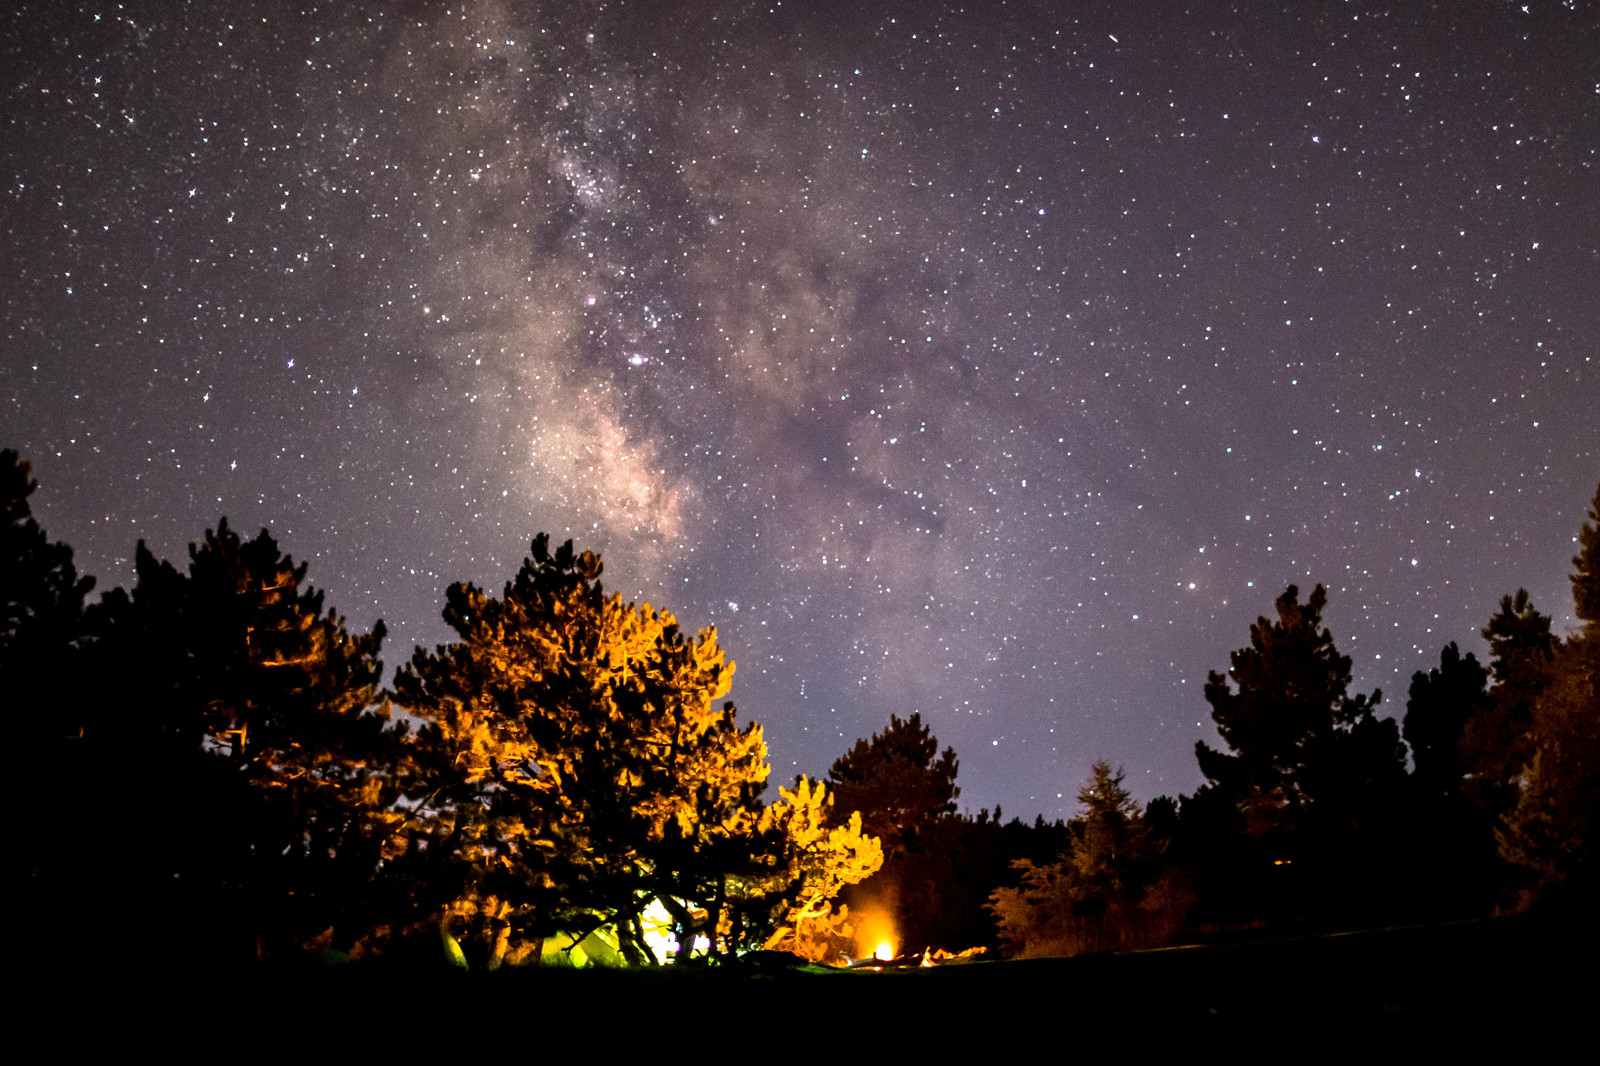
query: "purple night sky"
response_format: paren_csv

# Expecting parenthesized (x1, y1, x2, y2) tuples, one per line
(4, 1, 1595, 817)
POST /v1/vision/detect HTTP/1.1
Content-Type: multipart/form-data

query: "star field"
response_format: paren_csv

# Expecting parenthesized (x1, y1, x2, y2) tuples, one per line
(4, 1, 1596, 818)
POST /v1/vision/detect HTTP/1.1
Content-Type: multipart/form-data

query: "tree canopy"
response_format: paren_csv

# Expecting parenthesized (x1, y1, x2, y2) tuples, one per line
(826, 711, 960, 853)
(1499, 484, 1600, 901)
(11, 438, 1596, 964)
(391, 533, 879, 966)
(1404, 641, 1491, 801)
(22, 514, 395, 961)
(1196, 583, 1405, 849)
(989, 761, 1185, 957)
(1, 449, 93, 727)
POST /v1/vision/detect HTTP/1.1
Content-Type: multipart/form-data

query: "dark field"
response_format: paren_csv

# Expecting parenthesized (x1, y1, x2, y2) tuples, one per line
(38, 909, 1594, 1044)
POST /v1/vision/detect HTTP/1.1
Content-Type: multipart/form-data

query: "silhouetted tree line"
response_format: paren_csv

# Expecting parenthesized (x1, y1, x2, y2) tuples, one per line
(813, 713, 1187, 959)
(8, 445, 1597, 966)
(814, 483, 1600, 957)
(6, 449, 878, 970)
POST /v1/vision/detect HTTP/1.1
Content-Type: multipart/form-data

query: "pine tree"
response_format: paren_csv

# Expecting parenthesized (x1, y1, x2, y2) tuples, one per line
(391, 534, 877, 966)
(1500, 483, 1600, 901)
(826, 711, 960, 853)
(1, 449, 94, 729)
(6, 450, 96, 936)
(1401, 642, 1504, 916)
(988, 761, 1183, 957)
(1069, 762, 1145, 898)
(1196, 584, 1404, 853)
(1404, 642, 1491, 800)
(822, 711, 962, 956)
(83, 519, 392, 960)
(1460, 589, 1556, 814)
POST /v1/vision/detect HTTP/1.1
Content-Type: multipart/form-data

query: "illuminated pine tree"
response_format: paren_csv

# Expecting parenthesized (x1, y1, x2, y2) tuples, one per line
(392, 534, 877, 966)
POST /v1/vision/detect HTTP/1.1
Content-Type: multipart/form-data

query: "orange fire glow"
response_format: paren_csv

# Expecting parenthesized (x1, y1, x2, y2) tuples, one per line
(854, 909, 896, 963)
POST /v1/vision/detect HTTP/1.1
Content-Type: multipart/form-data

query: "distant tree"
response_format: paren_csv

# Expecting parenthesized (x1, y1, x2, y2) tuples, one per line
(1461, 589, 1556, 814)
(1072, 763, 1145, 889)
(1197, 584, 1406, 851)
(826, 711, 960, 854)
(822, 711, 963, 954)
(1188, 584, 1407, 925)
(989, 761, 1185, 956)
(1404, 642, 1491, 800)
(391, 534, 878, 967)
(1144, 794, 1181, 845)
(1500, 484, 1600, 902)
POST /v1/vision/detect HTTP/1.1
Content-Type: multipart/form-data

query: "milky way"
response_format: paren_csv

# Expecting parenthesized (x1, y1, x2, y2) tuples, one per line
(4, 1, 1596, 816)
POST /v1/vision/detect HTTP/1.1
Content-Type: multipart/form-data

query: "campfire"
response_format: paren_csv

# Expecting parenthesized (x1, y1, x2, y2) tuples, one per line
(844, 910, 986, 969)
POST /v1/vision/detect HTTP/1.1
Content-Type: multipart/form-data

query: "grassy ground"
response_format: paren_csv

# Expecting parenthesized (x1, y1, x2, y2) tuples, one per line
(33, 908, 1595, 1045)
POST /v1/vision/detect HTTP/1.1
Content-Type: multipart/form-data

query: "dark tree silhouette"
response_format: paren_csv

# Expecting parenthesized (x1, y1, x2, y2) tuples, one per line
(1, 449, 94, 720)
(1401, 642, 1503, 916)
(1197, 584, 1404, 842)
(1192, 584, 1406, 923)
(1404, 642, 1491, 800)
(1461, 589, 1556, 816)
(824, 712, 964, 953)
(5, 451, 96, 935)
(1, 448, 91, 618)
(1500, 484, 1600, 903)
(826, 711, 960, 854)
(79, 519, 392, 961)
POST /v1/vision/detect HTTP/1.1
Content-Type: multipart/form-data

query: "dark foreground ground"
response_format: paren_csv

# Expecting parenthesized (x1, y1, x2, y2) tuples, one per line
(31, 909, 1596, 1046)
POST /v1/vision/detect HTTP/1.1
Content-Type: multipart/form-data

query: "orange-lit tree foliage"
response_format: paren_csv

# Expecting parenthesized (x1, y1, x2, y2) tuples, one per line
(391, 534, 879, 966)
(755, 777, 883, 964)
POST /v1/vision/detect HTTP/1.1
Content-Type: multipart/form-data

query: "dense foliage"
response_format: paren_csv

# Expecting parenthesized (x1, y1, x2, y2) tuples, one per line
(827, 711, 960, 852)
(990, 762, 1189, 956)
(9, 444, 1597, 965)
(389, 533, 880, 965)
(1497, 487, 1600, 902)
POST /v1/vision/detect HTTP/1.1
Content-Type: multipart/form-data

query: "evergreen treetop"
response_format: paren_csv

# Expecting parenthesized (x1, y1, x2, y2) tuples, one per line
(1571, 484, 1600, 634)
(1, 449, 93, 680)
(391, 532, 878, 966)
(1196, 583, 1403, 845)
(826, 711, 960, 851)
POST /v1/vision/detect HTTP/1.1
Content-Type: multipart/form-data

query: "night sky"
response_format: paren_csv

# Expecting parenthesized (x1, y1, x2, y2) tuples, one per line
(5, 1, 1596, 818)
